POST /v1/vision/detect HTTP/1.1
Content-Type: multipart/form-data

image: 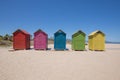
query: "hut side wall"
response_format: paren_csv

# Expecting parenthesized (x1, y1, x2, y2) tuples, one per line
(88, 36, 93, 50)
(26, 35, 30, 49)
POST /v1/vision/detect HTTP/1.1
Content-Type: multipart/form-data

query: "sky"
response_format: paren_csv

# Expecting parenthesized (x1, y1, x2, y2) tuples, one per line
(0, 0, 120, 42)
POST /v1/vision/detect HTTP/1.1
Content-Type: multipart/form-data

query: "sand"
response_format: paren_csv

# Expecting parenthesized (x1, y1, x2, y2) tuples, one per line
(0, 44, 120, 80)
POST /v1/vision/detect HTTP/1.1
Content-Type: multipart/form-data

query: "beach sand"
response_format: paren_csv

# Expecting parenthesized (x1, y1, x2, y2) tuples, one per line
(0, 44, 120, 80)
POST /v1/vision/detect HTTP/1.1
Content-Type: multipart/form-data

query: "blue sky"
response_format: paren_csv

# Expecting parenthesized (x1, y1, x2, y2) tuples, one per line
(0, 0, 120, 42)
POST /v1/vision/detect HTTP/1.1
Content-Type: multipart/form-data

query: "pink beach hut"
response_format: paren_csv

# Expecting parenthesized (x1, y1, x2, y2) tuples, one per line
(34, 29, 48, 50)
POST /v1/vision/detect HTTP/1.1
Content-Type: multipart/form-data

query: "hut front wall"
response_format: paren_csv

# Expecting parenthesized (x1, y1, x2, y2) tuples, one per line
(13, 32, 26, 49)
(54, 33, 66, 50)
(72, 34, 85, 50)
(92, 33, 105, 50)
(34, 32, 47, 49)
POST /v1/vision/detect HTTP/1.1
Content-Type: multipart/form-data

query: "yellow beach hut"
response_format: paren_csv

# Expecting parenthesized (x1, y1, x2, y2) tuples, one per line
(88, 30, 105, 51)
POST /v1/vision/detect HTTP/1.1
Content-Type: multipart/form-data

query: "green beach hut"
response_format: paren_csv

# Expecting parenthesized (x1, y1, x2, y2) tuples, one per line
(72, 30, 86, 50)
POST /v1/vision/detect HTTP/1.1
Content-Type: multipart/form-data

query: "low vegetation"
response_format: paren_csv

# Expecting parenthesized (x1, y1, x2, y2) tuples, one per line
(0, 34, 13, 47)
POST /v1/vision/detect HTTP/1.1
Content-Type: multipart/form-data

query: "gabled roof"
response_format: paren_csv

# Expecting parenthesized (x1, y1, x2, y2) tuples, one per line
(13, 29, 30, 35)
(34, 29, 48, 36)
(72, 30, 86, 37)
(89, 30, 105, 37)
(54, 29, 66, 35)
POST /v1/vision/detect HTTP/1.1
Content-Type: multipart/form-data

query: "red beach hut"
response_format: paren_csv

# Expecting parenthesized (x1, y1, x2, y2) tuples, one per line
(34, 29, 48, 50)
(13, 29, 30, 50)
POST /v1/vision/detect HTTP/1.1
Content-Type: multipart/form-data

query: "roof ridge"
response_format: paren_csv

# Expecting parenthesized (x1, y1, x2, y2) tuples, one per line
(54, 29, 66, 34)
(13, 29, 30, 35)
(34, 29, 47, 35)
(89, 30, 105, 36)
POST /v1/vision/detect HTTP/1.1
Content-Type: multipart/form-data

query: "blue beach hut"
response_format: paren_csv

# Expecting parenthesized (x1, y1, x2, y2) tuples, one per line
(54, 29, 66, 50)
